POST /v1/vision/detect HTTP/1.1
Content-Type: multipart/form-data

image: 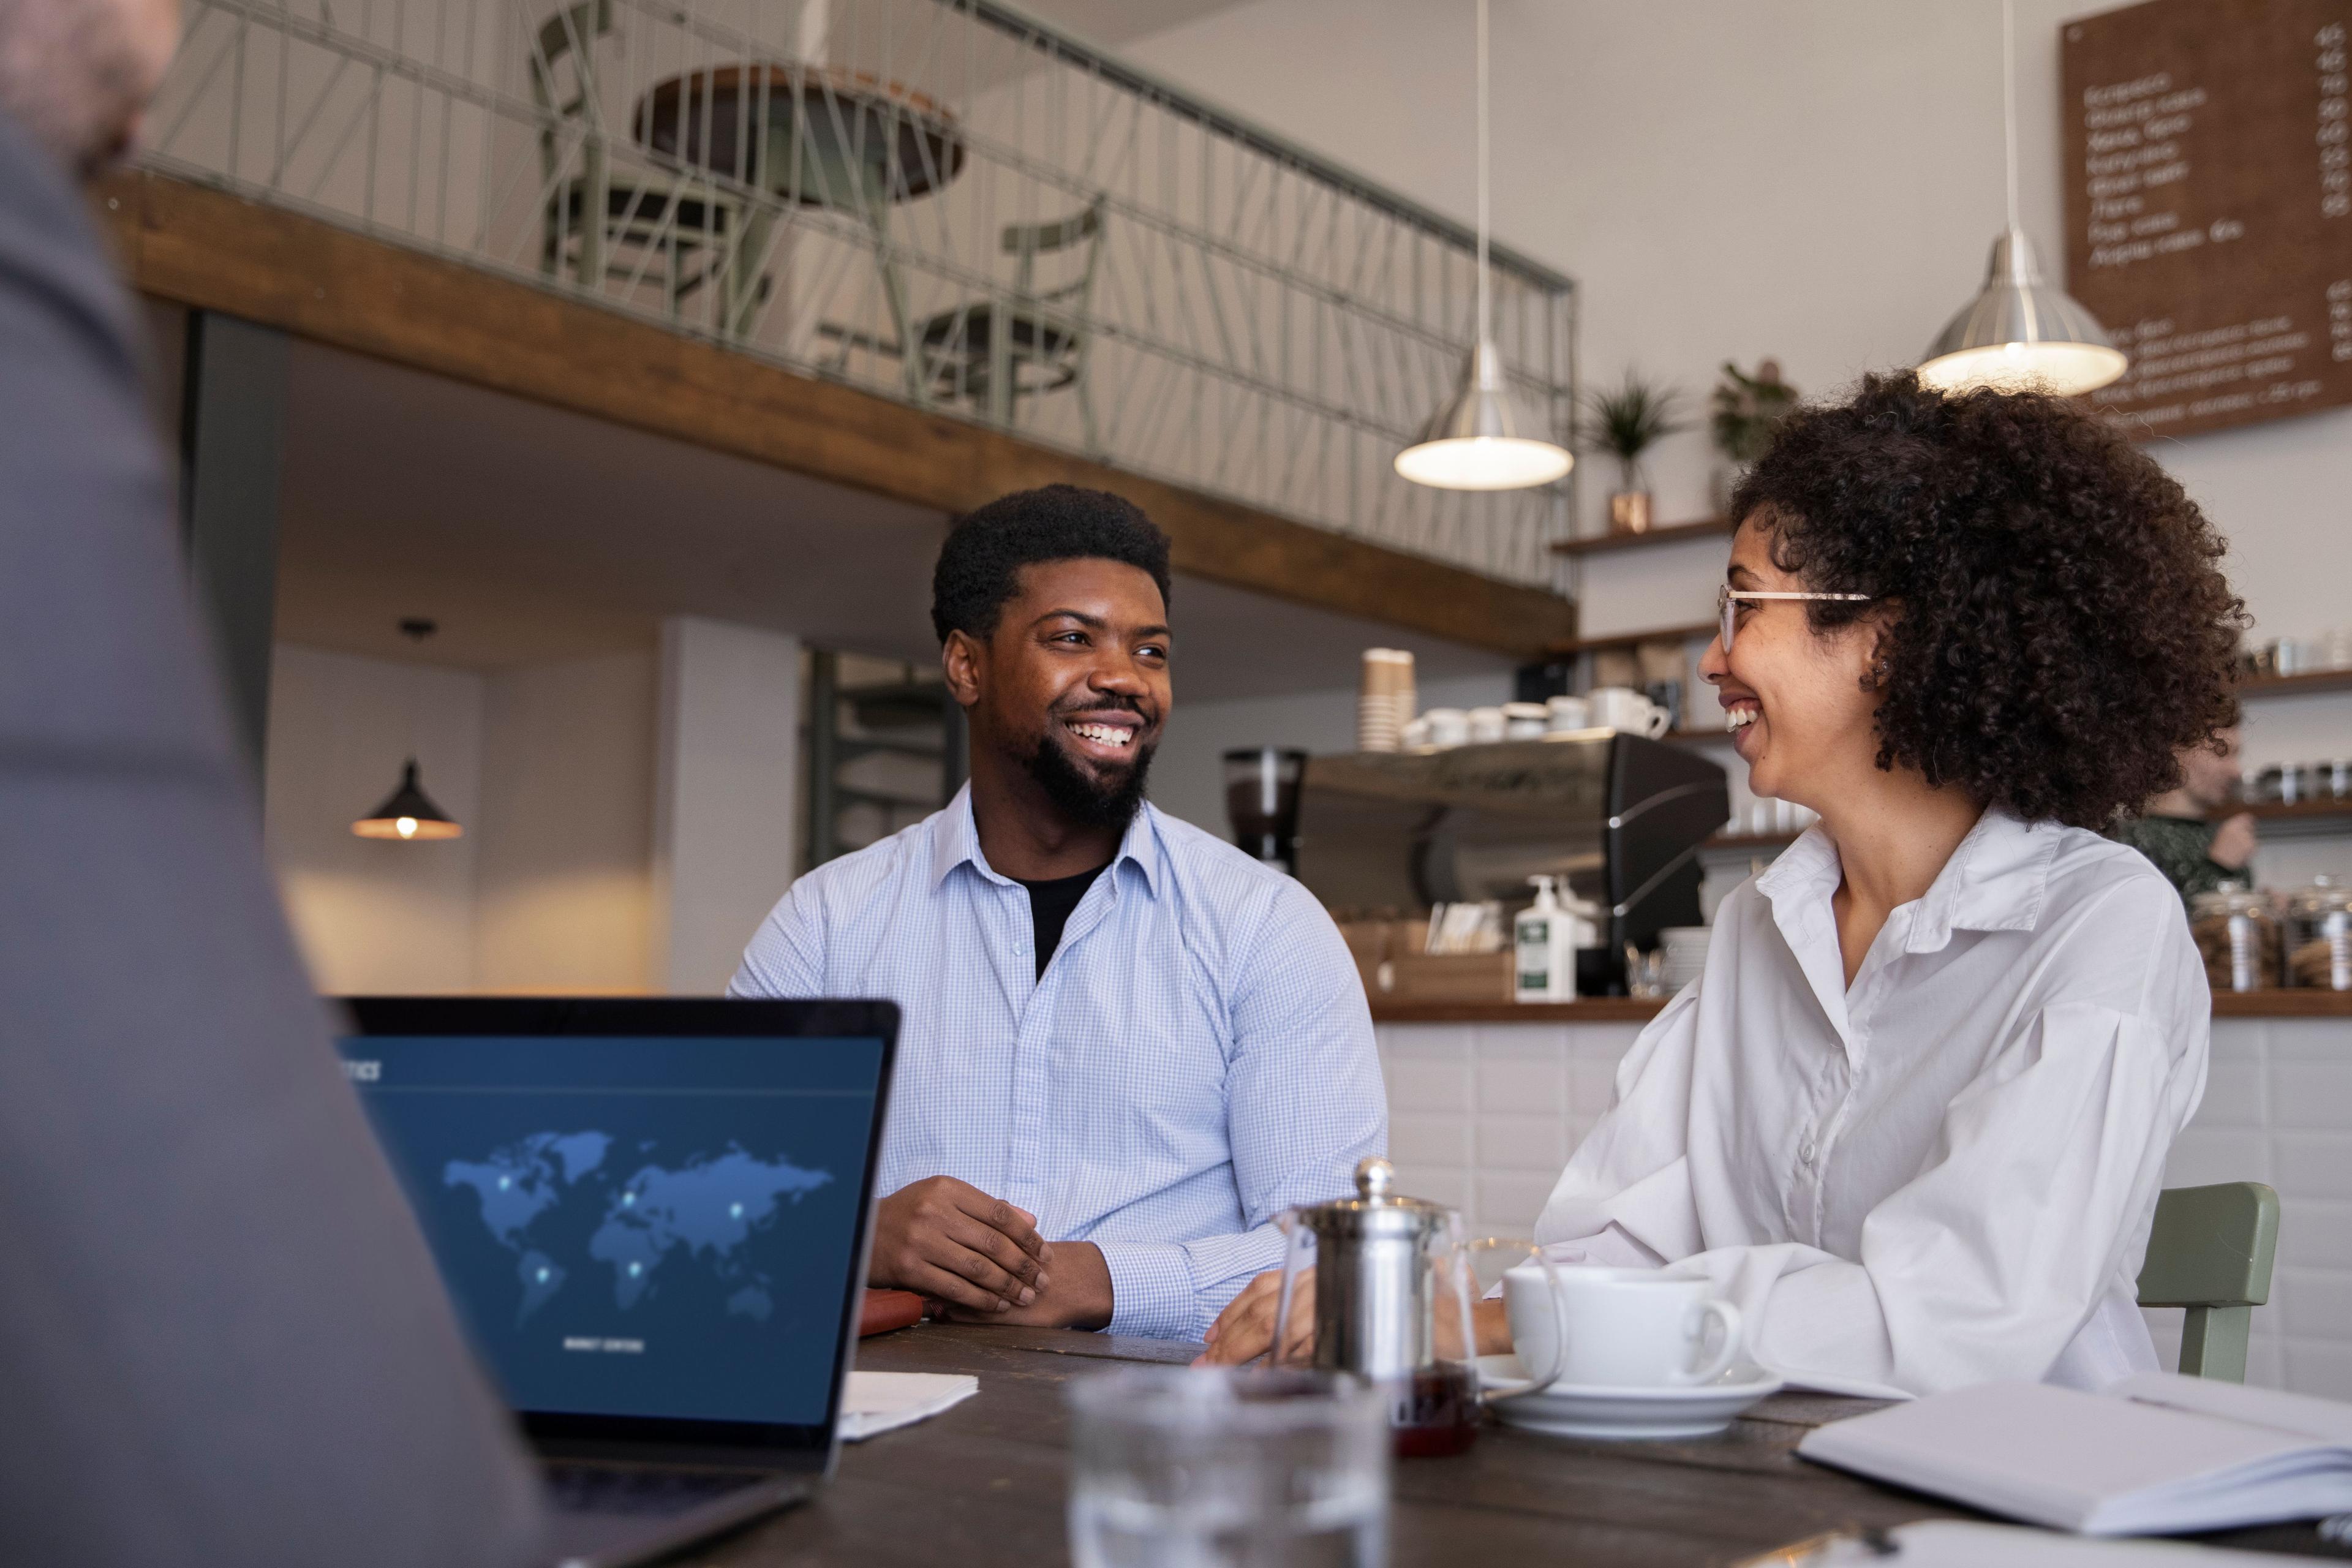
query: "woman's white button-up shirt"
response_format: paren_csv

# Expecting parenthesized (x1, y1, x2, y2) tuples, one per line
(1533, 807, 2210, 1398)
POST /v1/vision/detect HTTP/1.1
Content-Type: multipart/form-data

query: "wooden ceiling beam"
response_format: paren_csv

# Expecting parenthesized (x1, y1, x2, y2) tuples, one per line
(94, 170, 1577, 657)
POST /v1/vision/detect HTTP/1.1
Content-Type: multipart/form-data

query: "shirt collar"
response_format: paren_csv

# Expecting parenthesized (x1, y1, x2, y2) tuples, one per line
(1754, 804, 2058, 954)
(928, 783, 1164, 897)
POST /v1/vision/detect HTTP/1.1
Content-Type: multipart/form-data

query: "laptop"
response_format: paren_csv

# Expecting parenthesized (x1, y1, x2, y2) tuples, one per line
(337, 997, 899, 1568)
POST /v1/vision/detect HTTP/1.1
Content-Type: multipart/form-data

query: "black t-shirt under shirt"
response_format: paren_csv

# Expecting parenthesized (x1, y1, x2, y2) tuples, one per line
(1014, 862, 1111, 979)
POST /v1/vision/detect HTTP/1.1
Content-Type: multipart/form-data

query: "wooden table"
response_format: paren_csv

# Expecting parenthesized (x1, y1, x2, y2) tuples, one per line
(630, 64, 962, 363)
(685, 1324, 2352, 1566)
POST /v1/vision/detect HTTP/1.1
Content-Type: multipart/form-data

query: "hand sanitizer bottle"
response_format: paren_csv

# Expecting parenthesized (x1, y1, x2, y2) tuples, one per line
(1515, 875, 1578, 1003)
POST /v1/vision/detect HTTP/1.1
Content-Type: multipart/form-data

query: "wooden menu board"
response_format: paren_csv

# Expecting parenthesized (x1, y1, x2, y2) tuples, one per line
(2062, 0, 2352, 439)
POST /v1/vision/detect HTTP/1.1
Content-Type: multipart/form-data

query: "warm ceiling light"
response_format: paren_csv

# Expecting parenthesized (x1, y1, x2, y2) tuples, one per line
(353, 759, 463, 841)
(1396, 0, 1571, 491)
(1919, 0, 2125, 397)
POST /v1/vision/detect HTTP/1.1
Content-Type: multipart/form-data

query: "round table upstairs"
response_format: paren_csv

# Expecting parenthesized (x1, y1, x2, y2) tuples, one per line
(631, 63, 964, 205)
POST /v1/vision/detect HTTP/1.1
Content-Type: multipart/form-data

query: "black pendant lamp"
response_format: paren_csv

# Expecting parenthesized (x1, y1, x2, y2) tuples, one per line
(352, 759, 463, 841)
(352, 618, 464, 842)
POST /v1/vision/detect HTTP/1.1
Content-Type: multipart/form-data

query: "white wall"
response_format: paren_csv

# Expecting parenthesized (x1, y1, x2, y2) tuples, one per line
(473, 652, 658, 994)
(265, 645, 486, 993)
(1123, 0, 2352, 646)
(650, 617, 804, 995)
(263, 641, 727, 995)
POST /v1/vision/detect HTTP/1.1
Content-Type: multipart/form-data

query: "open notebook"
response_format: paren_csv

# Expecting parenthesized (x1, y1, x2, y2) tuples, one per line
(1796, 1373, 2352, 1535)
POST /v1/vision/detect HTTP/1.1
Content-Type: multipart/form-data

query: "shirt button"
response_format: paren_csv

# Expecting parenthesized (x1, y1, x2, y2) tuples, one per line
(1012, 940, 1029, 955)
(1799, 1140, 1817, 1164)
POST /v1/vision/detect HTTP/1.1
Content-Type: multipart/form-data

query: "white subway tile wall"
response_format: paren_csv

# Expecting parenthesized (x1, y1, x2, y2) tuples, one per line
(1374, 1016, 2352, 1399)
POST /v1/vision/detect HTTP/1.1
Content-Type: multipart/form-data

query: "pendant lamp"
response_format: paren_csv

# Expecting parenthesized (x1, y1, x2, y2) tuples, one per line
(352, 618, 464, 842)
(352, 759, 463, 841)
(1395, 0, 1572, 490)
(1917, 0, 2126, 396)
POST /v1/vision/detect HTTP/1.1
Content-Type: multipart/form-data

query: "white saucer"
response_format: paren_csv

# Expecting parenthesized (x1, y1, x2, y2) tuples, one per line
(1477, 1354, 1784, 1441)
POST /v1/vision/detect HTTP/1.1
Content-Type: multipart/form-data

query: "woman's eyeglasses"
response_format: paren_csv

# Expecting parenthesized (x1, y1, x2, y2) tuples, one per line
(1717, 585, 1874, 653)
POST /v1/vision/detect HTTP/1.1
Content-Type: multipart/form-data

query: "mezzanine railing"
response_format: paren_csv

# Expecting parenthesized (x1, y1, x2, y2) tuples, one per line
(142, 0, 1577, 586)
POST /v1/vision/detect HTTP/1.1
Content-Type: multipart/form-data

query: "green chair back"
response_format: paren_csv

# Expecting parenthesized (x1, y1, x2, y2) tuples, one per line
(2135, 1182, 2279, 1383)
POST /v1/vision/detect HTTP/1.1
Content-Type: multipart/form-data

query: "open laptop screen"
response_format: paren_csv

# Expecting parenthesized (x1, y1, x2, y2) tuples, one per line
(335, 1023, 886, 1436)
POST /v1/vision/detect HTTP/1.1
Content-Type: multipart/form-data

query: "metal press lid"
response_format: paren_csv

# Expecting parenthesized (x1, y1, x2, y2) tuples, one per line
(1294, 1156, 1454, 1240)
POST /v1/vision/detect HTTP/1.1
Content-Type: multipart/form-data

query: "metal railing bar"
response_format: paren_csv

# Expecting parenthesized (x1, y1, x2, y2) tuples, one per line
(945, 0, 1571, 293)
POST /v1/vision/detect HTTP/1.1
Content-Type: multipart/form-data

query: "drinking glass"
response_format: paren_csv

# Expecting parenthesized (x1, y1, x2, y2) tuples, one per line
(1068, 1365, 1389, 1568)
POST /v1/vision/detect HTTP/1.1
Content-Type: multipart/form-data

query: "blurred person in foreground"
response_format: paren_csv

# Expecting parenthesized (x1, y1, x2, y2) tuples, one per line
(2109, 720, 2258, 908)
(1204, 372, 2242, 1398)
(0, 1, 546, 1563)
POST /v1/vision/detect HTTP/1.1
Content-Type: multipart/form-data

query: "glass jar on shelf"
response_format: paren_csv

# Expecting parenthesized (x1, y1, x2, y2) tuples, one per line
(2190, 881, 2282, 993)
(2286, 876, 2352, 992)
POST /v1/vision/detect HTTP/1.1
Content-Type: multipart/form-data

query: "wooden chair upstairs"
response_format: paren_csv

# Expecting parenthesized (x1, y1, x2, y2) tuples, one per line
(820, 199, 1106, 447)
(526, 0, 760, 331)
(2135, 1181, 2280, 1382)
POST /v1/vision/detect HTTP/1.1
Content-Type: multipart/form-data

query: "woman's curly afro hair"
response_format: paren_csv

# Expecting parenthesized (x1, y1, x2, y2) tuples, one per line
(1727, 370, 2245, 829)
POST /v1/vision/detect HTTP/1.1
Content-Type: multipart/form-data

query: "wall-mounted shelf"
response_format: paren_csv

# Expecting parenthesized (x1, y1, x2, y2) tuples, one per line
(2236, 799, 2352, 821)
(2242, 669, 2352, 699)
(1551, 518, 1732, 557)
(1543, 619, 1718, 658)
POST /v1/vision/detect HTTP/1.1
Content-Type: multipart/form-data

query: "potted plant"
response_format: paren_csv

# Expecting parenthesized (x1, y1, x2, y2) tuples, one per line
(1582, 371, 1687, 535)
(1708, 358, 1798, 515)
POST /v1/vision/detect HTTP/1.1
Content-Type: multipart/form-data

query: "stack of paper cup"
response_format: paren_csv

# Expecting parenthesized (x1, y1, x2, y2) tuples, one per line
(1359, 649, 1416, 752)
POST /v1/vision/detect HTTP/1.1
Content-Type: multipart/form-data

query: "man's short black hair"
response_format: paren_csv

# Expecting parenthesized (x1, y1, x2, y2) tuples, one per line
(930, 484, 1172, 644)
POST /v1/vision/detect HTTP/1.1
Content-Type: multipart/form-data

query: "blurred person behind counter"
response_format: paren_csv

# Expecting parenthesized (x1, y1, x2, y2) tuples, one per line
(2108, 720, 2258, 907)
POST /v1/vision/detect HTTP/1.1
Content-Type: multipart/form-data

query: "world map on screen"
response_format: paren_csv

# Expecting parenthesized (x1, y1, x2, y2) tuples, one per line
(443, 1131, 833, 1326)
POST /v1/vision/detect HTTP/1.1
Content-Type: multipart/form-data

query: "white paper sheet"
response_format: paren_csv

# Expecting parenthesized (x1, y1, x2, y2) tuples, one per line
(837, 1370, 979, 1442)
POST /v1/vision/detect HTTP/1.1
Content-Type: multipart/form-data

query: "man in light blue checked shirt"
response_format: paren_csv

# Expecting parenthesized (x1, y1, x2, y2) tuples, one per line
(731, 486, 1385, 1342)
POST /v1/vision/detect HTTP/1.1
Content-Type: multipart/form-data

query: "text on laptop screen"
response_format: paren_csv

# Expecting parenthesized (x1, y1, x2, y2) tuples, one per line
(336, 1034, 883, 1427)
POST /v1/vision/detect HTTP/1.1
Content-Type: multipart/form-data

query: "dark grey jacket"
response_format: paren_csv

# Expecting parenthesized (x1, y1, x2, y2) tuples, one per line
(0, 111, 547, 1567)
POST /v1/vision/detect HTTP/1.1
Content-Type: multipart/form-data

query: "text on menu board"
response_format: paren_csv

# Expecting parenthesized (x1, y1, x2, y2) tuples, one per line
(2062, 0, 2352, 439)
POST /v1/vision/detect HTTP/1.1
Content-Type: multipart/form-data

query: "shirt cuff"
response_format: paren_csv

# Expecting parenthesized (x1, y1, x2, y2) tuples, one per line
(1094, 1240, 1197, 1341)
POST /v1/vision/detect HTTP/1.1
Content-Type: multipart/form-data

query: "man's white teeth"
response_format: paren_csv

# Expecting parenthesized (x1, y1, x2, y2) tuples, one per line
(1069, 722, 1134, 747)
(1727, 707, 1758, 731)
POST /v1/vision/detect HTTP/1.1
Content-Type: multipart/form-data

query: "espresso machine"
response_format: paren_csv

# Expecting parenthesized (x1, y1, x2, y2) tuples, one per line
(1288, 733, 1728, 993)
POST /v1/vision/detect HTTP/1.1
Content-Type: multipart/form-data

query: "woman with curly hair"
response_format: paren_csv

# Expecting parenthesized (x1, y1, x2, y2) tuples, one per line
(1204, 371, 2245, 1396)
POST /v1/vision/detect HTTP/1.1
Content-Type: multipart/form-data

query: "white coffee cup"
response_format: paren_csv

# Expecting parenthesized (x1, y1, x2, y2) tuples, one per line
(1502, 701, 1550, 740)
(1421, 707, 1469, 748)
(1587, 686, 1669, 738)
(1466, 706, 1507, 744)
(1502, 1265, 1743, 1390)
(1545, 695, 1591, 732)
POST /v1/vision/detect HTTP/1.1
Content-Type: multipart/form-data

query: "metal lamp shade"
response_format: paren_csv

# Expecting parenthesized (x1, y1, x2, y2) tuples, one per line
(1395, 339, 1573, 491)
(1918, 230, 2127, 397)
(352, 759, 464, 840)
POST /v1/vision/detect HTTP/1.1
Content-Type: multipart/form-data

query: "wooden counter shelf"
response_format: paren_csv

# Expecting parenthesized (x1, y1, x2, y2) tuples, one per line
(1550, 517, 1732, 557)
(2241, 669, 2352, 699)
(1370, 990, 2352, 1024)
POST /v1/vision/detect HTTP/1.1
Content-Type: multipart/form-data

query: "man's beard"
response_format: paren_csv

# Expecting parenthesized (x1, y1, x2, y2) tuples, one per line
(1024, 727, 1155, 833)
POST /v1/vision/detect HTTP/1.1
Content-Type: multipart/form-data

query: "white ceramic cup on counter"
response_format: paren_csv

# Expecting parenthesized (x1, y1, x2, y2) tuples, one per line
(1466, 706, 1508, 744)
(1588, 686, 1670, 737)
(1502, 1265, 1743, 1390)
(1502, 701, 1550, 740)
(1422, 708, 1469, 748)
(1545, 695, 1591, 732)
